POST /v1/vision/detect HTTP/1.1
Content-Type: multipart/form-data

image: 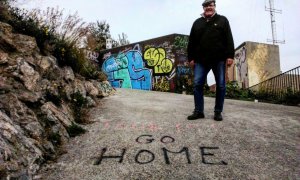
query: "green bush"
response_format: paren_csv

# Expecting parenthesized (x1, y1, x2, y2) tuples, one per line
(203, 81, 254, 101)
(71, 91, 87, 107)
(1, 5, 100, 79)
(254, 90, 274, 102)
(0, 0, 11, 22)
(225, 81, 240, 98)
(1, 7, 52, 54)
(248, 87, 300, 106)
(225, 81, 254, 101)
(280, 90, 300, 106)
(70, 91, 90, 124)
(66, 123, 86, 137)
(266, 88, 300, 106)
(48, 132, 61, 146)
(203, 83, 215, 97)
(175, 75, 193, 94)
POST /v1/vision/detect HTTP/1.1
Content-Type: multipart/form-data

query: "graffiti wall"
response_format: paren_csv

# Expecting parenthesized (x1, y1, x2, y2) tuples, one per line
(234, 46, 248, 88)
(99, 34, 192, 93)
(99, 37, 281, 91)
(227, 42, 281, 89)
(246, 42, 281, 87)
(102, 47, 152, 90)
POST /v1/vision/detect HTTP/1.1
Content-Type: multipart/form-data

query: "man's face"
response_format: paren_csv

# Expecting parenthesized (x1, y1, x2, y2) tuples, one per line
(203, 2, 216, 17)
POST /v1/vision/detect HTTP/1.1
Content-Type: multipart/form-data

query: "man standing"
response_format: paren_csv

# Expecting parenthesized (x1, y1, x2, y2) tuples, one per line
(187, 0, 234, 121)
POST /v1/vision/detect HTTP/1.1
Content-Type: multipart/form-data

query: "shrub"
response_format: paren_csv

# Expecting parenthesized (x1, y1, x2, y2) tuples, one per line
(71, 91, 87, 107)
(270, 88, 300, 106)
(225, 81, 254, 101)
(48, 132, 61, 146)
(66, 123, 86, 137)
(2, 7, 53, 54)
(204, 83, 215, 97)
(26, 7, 88, 48)
(2, 6, 99, 79)
(70, 91, 90, 124)
(246, 86, 300, 106)
(0, 0, 11, 22)
(281, 91, 300, 106)
(175, 75, 193, 94)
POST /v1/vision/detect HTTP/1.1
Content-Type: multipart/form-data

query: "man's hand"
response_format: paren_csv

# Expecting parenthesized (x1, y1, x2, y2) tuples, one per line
(226, 58, 234, 67)
(189, 60, 195, 69)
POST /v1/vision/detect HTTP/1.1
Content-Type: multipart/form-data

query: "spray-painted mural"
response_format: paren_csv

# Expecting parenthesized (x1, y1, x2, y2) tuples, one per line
(234, 46, 248, 88)
(174, 36, 188, 50)
(229, 42, 281, 89)
(100, 34, 192, 93)
(143, 47, 173, 75)
(102, 47, 152, 90)
(143, 41, 177, 92)
(86, 50, 100, 62)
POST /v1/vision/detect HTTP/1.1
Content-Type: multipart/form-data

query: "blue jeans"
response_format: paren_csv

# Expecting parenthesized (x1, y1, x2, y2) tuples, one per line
(193, 61, 226, 113)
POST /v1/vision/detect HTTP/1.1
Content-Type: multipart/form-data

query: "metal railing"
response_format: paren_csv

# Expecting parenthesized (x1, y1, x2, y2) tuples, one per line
(249, 66, 300, 99)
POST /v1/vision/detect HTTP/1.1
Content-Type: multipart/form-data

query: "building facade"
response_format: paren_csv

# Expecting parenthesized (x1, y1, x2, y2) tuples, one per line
(228, 41, 281, 88)
(98, 35, 281, 92)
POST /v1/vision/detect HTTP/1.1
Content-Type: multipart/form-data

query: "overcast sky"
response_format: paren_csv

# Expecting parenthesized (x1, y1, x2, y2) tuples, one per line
(18, 0, 299, 84)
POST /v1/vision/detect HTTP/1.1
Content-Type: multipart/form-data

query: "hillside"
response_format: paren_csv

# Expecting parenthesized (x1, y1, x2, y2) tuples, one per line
(0, 21, 114, 179)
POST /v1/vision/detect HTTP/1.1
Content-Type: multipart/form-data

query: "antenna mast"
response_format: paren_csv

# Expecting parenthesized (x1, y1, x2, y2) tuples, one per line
(265, 0, 285, 44)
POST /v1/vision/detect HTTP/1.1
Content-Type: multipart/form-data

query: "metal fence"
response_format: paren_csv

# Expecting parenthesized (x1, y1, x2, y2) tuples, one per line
(249, 66, 300, 99)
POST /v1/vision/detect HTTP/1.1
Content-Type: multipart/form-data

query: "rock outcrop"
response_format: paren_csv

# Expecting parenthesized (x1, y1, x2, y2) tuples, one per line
(0, 21, 115, 179)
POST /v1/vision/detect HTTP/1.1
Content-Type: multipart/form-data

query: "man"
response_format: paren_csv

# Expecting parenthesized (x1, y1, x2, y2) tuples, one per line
(187, 0, 234, 121)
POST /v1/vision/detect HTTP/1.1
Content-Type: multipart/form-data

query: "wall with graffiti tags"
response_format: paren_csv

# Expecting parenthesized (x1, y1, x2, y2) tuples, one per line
(228, 42, 281, 88)
(99, 34, 192, 93)
(99, 35, 281, 91)
(233, 45, 248, 88)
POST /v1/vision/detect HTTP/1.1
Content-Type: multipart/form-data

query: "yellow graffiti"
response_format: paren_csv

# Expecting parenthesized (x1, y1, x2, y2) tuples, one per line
(143, 47, 173, 74)
(153, 77, 170, 92)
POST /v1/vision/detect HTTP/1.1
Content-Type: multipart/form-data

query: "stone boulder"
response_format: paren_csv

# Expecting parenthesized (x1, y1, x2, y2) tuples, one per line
(41, 102, 73, 128)
(94, 80, 116, 97)
(17, 59, 40, 91)
(13, 34, 38, 54)
(0, 51, 8, 64)
(0, 22, 16, 52)
(63, 66, 75, 82)
(0, 110, 44, 177)
(85, 81, 99, 97)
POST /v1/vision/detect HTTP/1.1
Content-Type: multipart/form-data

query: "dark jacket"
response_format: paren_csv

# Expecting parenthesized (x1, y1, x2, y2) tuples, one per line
(187, 14, 234, 64)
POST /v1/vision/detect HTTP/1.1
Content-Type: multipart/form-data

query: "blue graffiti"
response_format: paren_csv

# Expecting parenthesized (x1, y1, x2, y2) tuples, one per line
(126, 50, 152, 90)
(102, 50, 152, 90)
(102, 53, 131, 88)
(177, 66, 192, 76)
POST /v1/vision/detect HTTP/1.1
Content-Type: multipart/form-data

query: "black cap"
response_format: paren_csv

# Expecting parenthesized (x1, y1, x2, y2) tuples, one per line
(202, 0, 216, 6)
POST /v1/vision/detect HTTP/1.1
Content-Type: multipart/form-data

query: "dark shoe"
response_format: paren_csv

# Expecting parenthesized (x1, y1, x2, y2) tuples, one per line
(214, 112, 223, 121)
(187, 111, 205, 120)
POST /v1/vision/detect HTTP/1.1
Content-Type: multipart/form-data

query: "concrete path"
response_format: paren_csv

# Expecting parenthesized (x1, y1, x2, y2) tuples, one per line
(40, 88, 300, 180)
